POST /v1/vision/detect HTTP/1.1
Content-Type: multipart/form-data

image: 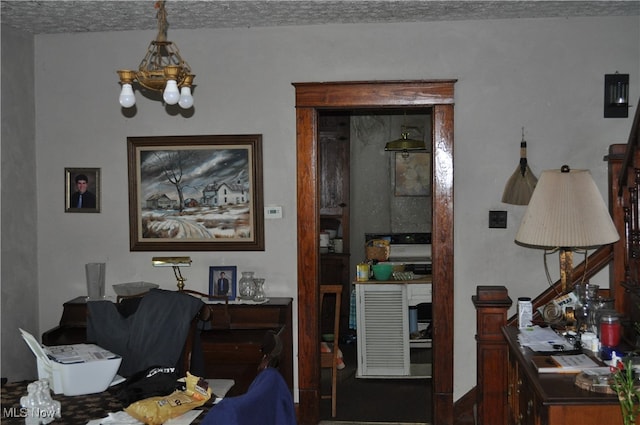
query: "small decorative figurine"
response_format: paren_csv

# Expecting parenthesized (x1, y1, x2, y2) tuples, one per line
(20, 380, 61, 424)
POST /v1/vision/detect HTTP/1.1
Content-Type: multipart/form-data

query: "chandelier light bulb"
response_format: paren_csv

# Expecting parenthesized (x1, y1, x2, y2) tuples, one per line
(163, 80, 180, 105)
(178, 86, 194, 109)
(119, 83, 136, 108)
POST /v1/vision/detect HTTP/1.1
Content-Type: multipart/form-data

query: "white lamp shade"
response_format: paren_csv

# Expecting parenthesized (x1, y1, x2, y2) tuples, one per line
(515, 166, 619, 249)
(162, 80, 180, 105)
(119, 83, 136, 108)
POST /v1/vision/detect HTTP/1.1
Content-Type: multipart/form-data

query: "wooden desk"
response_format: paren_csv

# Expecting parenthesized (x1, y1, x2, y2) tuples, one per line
(41, 296, 293, 397)
(502, 326, 634, 425)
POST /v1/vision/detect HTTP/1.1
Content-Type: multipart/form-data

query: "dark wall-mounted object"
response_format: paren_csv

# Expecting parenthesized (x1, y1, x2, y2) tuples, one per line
(604, 72, 629, 118)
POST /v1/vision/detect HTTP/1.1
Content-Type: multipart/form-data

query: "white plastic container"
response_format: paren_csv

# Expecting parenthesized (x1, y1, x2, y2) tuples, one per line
(20, 328, 122, 396)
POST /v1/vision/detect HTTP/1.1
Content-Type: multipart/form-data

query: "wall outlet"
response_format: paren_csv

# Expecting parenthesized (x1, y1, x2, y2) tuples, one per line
(489, 210, 507, 228)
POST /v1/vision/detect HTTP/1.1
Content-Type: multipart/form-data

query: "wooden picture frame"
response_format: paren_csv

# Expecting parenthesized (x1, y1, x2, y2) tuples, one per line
(394, 152, 431, 196)
(127, 135, 265, 251)
(65, 167, 101, 213)
(208, 266, 237, 300)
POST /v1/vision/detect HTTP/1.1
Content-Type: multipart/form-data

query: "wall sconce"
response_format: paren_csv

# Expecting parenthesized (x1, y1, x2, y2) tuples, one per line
(604, 72, 629, 118)
(152, 256, 192, 290)
(515, 165, 619, 293)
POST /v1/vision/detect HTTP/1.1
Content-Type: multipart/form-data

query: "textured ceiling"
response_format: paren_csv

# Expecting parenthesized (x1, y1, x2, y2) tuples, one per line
(1, 1, 639, 35)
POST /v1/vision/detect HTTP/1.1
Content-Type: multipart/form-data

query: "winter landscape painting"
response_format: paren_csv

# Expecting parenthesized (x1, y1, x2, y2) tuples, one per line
(127, 135, 264, 251)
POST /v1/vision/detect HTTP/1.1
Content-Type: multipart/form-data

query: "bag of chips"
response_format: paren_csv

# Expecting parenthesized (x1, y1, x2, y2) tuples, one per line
(125, 372, 211, 425)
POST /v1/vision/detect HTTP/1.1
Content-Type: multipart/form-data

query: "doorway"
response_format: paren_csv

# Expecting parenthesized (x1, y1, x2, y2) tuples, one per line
(295, 80, 455, 425)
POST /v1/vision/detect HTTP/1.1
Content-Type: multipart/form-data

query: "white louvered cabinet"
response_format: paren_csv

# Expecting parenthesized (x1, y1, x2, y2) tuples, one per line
(355, 280, 432, 378)
(356, 283, 409, 377)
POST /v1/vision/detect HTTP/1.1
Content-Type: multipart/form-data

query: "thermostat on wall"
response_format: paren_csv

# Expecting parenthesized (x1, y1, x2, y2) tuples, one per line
(265, 205, 283, 219)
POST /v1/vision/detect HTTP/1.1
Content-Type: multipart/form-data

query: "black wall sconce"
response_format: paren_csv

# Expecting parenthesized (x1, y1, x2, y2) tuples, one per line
(604, 72, 629, 118)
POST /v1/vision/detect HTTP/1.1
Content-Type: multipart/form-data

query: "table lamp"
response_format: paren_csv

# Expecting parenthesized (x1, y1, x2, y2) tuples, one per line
(515, 165, 619, 293)
(152, 256, 192, 290)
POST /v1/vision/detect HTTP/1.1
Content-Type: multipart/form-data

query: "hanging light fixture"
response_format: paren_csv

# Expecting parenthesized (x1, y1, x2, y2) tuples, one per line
(117, 1, 195, 109)
(384, 112, 426, 157)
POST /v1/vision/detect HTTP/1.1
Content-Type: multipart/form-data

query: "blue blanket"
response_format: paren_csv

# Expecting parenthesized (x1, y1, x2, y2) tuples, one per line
(201, 368, 296, 425)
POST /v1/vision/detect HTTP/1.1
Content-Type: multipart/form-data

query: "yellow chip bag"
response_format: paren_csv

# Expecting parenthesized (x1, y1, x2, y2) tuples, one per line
(125, 372, 211, 425)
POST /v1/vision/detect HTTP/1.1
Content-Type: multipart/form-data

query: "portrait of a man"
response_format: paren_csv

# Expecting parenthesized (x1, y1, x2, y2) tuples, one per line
(65, 168, 100, 213)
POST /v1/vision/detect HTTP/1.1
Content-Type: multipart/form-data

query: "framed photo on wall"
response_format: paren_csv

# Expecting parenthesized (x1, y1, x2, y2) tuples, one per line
(394, 152, 431, 196)
(209, 266, 237, 300)
(65, 168, 101, 213)
(127, 135, 265, 251)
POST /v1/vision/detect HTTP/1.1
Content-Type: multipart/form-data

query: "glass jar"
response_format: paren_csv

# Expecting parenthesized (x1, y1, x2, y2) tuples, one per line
(253, 278, 266, 302)
(600, 310, 621, 348)
(574, 283, 600, 334)
(238, 271, 256, 300)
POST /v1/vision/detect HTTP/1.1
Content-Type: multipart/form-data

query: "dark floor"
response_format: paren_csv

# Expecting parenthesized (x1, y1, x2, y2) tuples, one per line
(320, 336, 432, 423)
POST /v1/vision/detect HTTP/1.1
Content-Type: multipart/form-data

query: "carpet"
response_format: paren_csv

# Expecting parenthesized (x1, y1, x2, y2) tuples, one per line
(320, 339, 432, 423)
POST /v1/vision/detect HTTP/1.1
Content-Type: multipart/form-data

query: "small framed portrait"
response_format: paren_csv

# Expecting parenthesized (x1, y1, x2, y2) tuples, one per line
(209, 266, 237, 300)
(65, 168, 101, 213)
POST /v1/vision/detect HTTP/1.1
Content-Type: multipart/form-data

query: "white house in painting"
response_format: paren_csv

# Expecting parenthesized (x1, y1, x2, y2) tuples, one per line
(145, 194, 178, 210)
(202, 181, 249, 207)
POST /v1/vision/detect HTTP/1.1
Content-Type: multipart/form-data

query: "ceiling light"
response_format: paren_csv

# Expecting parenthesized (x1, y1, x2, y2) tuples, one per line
(384, 113, 426, 157)
(117, 1, 195, 109)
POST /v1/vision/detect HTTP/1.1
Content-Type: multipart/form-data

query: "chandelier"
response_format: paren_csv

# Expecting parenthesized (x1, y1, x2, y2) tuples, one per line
(117, 1, 195, 109)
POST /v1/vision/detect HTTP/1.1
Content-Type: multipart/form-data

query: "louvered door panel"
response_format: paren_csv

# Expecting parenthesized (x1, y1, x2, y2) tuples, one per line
(356, 284, 410, 377)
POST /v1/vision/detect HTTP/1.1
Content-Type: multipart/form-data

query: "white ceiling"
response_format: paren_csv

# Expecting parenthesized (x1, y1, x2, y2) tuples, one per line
(1, 1, 639, 35)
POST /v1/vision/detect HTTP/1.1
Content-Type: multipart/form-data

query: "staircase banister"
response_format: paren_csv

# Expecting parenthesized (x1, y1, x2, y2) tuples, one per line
(617, 97, 640, 196)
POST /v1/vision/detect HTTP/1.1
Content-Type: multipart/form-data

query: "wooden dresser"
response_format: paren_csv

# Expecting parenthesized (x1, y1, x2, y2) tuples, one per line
(41, 296, 293, 396)
(502, 325, 632, 425)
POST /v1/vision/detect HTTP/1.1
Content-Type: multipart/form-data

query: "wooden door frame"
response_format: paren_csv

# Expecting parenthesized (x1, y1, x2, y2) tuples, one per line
(294, 80, 456, 425)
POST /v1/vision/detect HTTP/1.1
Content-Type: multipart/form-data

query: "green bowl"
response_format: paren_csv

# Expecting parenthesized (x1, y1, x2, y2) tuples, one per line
(372, 263, 393, 281)
(322, 333, 334, 342)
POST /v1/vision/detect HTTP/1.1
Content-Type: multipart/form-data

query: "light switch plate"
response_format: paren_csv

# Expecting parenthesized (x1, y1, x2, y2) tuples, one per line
(489, 210, 507, 228)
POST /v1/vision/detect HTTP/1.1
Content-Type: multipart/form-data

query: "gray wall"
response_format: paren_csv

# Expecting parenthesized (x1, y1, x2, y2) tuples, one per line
(350, 112, 431, 274)
(1, 15, 638, 399)
(1, 25, 38, 380)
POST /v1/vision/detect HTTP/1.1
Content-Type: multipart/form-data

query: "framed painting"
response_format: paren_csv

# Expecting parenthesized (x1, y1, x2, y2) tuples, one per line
(65, 167, 101, 213)
(394, 152, 431, 196)
(127, 135, 264, 251)
(208, 266, 237, 300)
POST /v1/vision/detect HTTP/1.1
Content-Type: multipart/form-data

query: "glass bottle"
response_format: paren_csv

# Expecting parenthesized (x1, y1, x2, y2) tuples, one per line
(574, 283, 600, 334)
(253, 278, 266, 302)
(238, 271, 256, 300)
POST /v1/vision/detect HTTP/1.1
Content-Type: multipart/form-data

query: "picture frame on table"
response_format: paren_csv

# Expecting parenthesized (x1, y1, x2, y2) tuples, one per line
(127, 134, 264, 251)
(65, 167, 101, 213)
(209, 266, 237, 300)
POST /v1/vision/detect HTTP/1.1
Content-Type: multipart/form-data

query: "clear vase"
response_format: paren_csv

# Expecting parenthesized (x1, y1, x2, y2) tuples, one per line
(238, 271, 256, 300)
(253, 278, 266, 302)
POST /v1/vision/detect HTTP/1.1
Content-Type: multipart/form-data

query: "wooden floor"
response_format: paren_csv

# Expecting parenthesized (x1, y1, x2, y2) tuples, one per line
(318, 337, 476, 425)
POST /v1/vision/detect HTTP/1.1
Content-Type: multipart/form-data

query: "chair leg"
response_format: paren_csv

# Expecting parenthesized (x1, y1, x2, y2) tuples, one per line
(331, 363, 337, 417)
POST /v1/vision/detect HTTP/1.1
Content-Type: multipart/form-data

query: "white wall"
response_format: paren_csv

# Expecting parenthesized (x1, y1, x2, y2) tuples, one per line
(26, 16, 640, 400)
(1, 25, 38, 381)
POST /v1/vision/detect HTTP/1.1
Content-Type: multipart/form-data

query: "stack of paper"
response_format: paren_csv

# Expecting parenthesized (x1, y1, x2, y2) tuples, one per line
(531, 354, 603, 373)
(517, 326, 573, 352)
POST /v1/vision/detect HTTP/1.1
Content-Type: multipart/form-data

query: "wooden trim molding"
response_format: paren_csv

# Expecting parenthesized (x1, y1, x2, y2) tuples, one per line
(294, 80, 456, 425)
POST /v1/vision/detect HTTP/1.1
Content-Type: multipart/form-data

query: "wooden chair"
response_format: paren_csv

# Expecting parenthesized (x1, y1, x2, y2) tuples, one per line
(320, 284, 342, 418)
